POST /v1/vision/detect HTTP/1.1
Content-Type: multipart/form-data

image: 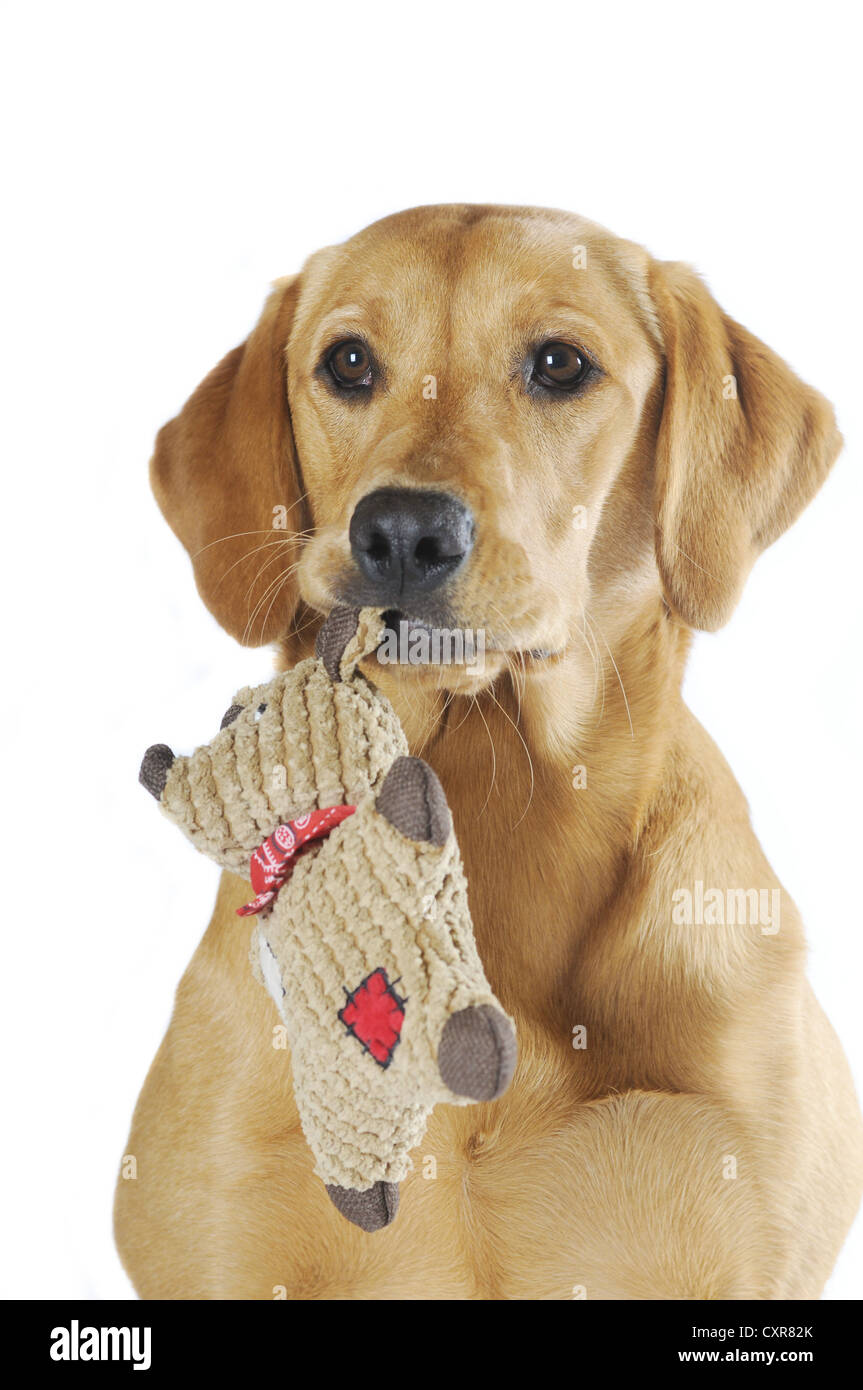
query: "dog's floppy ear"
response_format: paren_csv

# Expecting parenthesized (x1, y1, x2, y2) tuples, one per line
(150, 276, 307, 645)
(647, 259, 842, 631)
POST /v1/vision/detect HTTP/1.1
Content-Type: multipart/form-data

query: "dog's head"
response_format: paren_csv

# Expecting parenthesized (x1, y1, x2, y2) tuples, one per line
(151, 204, 841, 694)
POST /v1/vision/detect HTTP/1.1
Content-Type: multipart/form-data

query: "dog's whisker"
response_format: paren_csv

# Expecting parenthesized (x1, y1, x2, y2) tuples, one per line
(213, 537, 294, 600)
(581, 617, 601, 711)
(286, 607, 325, 644)
(444, 692, 477, 739)
(190, 500, 311, 559)
(239, 539, 310, 610)
(586, 609, 634, 739)
(487, 684, 535, 829)
(472, 692, 498, 816)
(209, 529, 314, 599)
(242, 554, 307, 645)
(485, 603, 528, 723)
(259, 563, 301, 645)
(583, 611, 610, 725)
(246, 552, 306, 615)
(414, 687, 450, 760)
(579, 610, 607, 725)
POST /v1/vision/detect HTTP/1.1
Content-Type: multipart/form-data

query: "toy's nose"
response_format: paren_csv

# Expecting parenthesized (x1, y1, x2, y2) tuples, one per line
(139, 744, 175, 800)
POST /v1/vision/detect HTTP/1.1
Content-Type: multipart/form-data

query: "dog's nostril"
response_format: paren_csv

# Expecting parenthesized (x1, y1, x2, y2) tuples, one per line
(349, 488, 475, 599)
(368, 530, 391, 565)
(414, 536, 441, 566)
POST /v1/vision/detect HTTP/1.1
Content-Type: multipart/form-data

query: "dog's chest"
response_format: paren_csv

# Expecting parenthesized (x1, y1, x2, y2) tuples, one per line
(266, 1023, 585, 1300)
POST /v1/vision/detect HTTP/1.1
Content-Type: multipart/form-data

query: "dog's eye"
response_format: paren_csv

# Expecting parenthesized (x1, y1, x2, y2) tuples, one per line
(532, 341, 592, 391)
(327, 340, 373, 389)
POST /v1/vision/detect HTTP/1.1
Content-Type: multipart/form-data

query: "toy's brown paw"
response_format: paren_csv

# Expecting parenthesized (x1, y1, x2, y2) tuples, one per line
(139, 744, 175, 800)
(326, 1181, 399, 1232)
(376, 756, 451, 846)
(438, 1004, 517, 1101)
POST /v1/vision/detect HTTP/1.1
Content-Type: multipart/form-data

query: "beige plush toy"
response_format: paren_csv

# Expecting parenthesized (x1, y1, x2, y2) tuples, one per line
(139, 607, 517, 1231)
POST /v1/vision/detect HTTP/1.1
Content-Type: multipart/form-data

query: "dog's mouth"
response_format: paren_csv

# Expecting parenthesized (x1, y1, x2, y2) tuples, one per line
(373, 609, 563, 669)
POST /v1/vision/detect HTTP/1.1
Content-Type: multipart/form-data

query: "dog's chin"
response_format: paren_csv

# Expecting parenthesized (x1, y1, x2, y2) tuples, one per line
(302, 581, 567, 693)
(365, 648, 509, 696)
(364, 641, 569, 699)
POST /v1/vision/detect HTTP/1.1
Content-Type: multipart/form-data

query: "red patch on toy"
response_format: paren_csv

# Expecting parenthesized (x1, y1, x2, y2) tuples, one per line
(236, 805, 356, 917)
(339, 968, 406, 1068)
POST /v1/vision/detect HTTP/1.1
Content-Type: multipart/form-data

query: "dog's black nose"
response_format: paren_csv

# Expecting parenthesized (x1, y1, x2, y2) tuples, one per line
(349, 488, 474, 600)
(139, 744, 175, 800)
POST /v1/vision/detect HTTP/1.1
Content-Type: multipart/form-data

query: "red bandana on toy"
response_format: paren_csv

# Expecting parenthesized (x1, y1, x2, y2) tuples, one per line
(236, 805, 356, 917)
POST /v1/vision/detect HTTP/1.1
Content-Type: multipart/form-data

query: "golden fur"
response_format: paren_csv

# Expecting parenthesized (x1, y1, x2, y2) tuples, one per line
(115, 205, 863, 1299)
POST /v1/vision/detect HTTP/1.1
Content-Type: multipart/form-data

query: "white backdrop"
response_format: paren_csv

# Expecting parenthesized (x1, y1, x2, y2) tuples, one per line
(1, 0, 860, 1299)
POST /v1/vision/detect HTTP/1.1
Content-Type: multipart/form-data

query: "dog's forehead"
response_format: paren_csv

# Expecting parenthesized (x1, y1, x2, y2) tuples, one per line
(293, 205, 654, 357)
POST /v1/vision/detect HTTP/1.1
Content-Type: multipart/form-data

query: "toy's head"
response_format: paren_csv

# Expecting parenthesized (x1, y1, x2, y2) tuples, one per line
(139, 607, 407, 875)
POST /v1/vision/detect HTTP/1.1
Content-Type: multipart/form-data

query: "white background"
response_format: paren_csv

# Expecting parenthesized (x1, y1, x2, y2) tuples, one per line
(1, 0, 860, 1299)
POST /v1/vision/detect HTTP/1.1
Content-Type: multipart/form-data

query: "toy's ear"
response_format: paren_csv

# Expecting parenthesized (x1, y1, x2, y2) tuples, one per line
(647, 259, 842, 631)
(150, 276, 308, 645)
(315, 606, 386, 681)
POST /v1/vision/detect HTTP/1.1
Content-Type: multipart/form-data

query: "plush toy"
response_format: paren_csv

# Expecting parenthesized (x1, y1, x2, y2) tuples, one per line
(139, 607, 517, 1231)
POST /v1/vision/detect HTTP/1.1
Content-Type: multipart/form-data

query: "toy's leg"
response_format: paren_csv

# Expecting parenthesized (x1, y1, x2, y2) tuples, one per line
(265, 748, 516, 1232)
(325, 1180, 399, 1232)
(317, 756, 515, 1232)
(436, 1001, 517, 1101)
(375, 755, 517, 1102)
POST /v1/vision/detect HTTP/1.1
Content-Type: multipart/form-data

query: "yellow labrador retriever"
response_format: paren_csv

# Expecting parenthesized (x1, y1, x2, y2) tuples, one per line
(115, 204, 863, 1299)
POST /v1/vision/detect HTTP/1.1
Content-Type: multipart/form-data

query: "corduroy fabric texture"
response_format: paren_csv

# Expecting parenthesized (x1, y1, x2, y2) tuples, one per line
(159, 609, 405, 874)
(149, 607, 516, 1198)
(250, 785, 504, 1187)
